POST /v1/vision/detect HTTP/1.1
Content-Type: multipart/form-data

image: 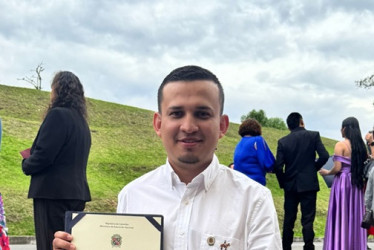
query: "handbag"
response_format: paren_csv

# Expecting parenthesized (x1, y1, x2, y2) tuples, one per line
(361, 210, 374, 229)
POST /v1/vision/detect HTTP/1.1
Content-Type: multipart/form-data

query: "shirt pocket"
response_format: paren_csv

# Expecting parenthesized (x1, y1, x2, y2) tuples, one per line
(200, 233, 244, 249)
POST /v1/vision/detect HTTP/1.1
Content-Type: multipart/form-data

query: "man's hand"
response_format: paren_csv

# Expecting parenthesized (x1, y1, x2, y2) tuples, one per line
(53, 231, 75, 250)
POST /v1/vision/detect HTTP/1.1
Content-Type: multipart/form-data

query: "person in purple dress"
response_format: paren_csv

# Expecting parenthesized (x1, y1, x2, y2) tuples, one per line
(233, 118, 275, 186)
(319, 117, 368, 250)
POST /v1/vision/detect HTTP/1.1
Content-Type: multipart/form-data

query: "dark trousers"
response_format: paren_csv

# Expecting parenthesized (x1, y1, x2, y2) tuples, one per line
(33, 198, 86, 250)
(282, 190, 317, 250)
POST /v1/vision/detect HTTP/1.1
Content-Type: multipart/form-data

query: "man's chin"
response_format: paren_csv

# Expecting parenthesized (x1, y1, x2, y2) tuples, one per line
(178, 155, 199, 164)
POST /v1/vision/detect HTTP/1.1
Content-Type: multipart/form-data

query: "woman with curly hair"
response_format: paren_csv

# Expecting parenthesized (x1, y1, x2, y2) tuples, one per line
(320, 117, 368, 250)
(22, 71, 91, 250)
(233, 118, 275, 186)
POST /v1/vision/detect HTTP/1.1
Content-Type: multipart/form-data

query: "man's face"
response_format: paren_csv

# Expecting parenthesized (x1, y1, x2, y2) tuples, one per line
(153, 80, 229, 175)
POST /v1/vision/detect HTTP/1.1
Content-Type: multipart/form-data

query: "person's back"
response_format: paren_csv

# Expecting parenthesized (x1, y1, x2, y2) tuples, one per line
(21, 71, 92, 250)
(234, 136, 274, 185)
(233, 118, 275, 186)
(277, 127, 327, 192)
(319, 117, 368, 250)
(275, 112, 328, 250)
(23, 107, 91, 200)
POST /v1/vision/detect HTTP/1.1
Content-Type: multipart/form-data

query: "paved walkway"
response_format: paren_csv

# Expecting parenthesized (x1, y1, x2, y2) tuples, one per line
(9, 242, 321, 250)
(11, 242, 319, 250)
(9, 239, 374, 249)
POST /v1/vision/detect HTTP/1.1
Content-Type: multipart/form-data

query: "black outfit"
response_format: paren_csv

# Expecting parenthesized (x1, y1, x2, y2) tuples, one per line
(274, 127, 328, 250)
(22, 107, 91, 250)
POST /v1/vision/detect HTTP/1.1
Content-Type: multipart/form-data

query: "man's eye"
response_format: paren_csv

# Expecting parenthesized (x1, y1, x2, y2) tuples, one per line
(196, 111, 211, 119)
(170, 111, 183, 118)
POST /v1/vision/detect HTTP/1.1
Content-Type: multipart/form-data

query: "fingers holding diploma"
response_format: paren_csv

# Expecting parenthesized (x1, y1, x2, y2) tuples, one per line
(53, 231, 76, 250)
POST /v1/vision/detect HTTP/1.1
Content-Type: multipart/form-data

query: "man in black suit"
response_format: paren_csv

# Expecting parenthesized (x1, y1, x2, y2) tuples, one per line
(275, 112, 328, 250)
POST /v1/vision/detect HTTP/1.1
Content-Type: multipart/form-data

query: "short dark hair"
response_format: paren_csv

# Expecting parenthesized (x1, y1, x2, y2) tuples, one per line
(157, 65, 224, 114)
(238, 118, 262, 137)
(286, 112, 302, 130)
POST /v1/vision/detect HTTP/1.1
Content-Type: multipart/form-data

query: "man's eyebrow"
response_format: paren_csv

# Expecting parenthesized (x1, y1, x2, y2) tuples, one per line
(195, 106, 213, 111)
(167, 106, 213, 111)
(168, 106, 183, 111)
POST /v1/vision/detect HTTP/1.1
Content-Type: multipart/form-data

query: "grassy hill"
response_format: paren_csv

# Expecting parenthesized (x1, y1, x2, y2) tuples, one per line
(0, 84, 337, 237)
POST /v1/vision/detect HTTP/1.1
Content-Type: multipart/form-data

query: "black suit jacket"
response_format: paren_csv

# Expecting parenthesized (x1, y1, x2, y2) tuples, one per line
(22, 107, 91, 201)
(275, 127, 329, 192)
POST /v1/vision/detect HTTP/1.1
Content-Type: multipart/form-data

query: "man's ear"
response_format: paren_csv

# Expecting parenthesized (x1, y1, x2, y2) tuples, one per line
(300, 119, 305, 127)
(153, 112, 162, 137)
(219, 114, 229, 138)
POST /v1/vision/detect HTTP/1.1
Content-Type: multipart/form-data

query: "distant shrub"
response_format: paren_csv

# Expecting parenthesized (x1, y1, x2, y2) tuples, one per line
(241, 109, 287, 130)
(266, 117, 287, 130)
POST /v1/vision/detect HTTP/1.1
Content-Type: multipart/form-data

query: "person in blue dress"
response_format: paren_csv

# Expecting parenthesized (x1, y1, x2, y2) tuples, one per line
(233, 118, 275, 185)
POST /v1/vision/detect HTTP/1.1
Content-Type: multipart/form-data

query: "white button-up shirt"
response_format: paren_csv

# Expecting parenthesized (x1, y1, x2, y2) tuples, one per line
(117, 155, 282, 249)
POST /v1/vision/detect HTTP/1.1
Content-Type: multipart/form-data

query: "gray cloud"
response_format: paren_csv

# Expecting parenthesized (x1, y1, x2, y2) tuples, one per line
(1, 0, 374, 140)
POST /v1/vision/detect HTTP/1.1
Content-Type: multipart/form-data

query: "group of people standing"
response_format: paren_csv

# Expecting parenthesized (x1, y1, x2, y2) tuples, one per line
(4, 64, 370, 250)
(233, 113, 372, 249)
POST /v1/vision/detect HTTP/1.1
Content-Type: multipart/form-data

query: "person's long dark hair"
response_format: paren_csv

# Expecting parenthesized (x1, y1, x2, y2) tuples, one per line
(46, 71, 87, 119)
(342, 117, 367, 189)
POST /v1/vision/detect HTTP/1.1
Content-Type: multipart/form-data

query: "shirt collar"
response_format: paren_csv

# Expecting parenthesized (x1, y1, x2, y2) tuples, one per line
(165, 154, 220, 192)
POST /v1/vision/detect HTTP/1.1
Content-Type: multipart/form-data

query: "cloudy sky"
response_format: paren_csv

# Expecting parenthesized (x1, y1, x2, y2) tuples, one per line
(1, 0, 374, 140)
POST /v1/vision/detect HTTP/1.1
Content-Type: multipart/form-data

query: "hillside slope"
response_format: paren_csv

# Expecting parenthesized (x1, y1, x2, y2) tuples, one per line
(0, 84, 336, 236)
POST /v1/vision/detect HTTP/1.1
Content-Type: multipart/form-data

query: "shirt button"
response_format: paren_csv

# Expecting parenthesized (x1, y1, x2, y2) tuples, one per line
(207, 236, 215, 246)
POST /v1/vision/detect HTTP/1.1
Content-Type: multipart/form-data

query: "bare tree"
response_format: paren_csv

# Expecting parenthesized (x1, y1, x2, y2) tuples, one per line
(18, 62, 45, 90)
(356, 74, 374, 89)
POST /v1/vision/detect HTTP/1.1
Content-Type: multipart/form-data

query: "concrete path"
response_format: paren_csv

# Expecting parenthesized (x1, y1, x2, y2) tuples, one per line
(9, 242, 321, 250)
(9, 245, 36, 250)
(9, 240, 374, 249)
(292, 241, 374, 249)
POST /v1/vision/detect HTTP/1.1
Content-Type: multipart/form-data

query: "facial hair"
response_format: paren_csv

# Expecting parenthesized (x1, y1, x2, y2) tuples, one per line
(178, 155, 199, 164)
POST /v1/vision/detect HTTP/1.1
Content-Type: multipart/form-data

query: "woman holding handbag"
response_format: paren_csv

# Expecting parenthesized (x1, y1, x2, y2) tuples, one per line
(319, 117, 368, 250)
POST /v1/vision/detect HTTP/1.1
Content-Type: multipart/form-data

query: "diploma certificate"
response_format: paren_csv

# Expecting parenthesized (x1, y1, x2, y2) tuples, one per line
(65, 212, 163, 250)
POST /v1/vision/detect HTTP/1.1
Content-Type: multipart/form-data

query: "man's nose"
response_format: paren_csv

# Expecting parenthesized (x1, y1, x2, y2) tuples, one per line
(180, 114, 198, 133)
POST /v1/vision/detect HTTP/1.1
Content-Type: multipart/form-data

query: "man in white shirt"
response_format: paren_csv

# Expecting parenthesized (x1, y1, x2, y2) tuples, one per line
(53, 65, 282, 249)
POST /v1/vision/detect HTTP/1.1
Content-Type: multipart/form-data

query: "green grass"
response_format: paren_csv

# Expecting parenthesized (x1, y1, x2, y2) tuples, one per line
(0, 84, 336, 237)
